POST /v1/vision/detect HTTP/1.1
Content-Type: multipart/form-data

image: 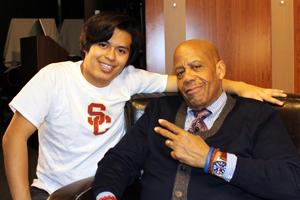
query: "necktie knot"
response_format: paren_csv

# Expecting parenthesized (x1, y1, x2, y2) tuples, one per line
(192, 108, 211, 120)
(189, 108, 211, 133)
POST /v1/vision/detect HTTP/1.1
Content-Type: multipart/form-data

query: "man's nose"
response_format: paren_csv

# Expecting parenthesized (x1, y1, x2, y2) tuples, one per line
(183, 68, 194, 80)
(105, 47, 116, 61)
(181, 68, 197, 86)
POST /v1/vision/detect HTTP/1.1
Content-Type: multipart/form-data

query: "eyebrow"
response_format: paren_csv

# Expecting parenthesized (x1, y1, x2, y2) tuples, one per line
(188, 60, 202, 65)
(175, 65, 184, 69)
(107, 41, 131, 51)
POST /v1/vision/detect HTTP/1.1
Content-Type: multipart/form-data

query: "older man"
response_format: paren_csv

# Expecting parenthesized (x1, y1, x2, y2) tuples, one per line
(92, 39, 300, 200)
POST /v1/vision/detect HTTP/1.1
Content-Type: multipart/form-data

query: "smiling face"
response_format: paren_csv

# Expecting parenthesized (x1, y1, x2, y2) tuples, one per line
(174, 40, 225, 110)
(81, 28, 132, 87)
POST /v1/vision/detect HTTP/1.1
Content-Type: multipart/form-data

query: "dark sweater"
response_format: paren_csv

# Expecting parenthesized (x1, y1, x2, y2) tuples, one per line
(93, 95, 300, 200)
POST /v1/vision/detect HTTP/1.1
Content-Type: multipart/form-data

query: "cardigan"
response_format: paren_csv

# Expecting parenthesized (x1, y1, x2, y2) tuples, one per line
(93, 94, 300, 200)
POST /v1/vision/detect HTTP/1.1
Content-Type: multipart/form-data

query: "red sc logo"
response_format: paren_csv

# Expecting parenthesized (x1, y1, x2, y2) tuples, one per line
(87, 103, 111, 135)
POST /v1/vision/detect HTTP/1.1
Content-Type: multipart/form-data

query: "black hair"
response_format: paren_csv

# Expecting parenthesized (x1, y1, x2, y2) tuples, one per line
(80, 11, 141, 66)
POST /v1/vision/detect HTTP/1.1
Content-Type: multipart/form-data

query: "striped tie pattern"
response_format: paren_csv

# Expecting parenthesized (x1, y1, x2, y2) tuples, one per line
(188, 108, 212, 133)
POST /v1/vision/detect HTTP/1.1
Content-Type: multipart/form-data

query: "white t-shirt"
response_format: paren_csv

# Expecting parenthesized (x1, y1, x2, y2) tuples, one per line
(9, 61, 167, 193)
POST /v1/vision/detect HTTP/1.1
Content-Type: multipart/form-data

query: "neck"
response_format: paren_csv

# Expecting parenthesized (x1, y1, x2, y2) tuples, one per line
(80, 63, 109, 88)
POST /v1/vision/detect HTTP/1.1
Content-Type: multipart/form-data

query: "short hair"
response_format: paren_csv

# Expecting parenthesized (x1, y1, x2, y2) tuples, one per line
(80, 11, 141, 65)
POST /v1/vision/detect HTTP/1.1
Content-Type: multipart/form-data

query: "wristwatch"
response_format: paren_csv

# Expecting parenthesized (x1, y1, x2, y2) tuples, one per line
(211, 151, 227, 177)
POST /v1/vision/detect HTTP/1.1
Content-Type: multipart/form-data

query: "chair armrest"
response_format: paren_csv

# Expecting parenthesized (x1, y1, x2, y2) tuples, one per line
(48, 176, 94, 200)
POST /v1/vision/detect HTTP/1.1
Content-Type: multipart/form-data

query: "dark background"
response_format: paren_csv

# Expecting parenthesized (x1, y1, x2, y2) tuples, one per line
(0, 0, 144, 199)
(0, 0, 145, 127)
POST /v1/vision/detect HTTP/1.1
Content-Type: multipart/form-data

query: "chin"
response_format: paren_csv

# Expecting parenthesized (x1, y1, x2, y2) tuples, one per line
(190, 102, 206, 109)
(185, 97, 206, 109)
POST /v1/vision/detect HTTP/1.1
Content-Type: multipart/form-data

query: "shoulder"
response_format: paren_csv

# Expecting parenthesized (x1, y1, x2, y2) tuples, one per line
(231, 94, 278, 118)
(114, 65, 167, 94)
(37, 60, 81, 80)
(146, 94, 183, 113)
(121, 65, 165, 77)
(234, 95, 274, 109)
(41, 60, 80, 73)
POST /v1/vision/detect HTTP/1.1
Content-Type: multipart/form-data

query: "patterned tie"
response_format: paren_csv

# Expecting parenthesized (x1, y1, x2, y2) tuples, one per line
(188, 108, 212, 133)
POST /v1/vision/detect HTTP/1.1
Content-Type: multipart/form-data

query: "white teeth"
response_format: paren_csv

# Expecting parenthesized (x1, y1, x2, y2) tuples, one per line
(100, 63, 113, 72)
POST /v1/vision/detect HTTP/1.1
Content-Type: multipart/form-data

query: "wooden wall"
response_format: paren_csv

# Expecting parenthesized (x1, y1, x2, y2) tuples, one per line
(295, 0, 300, 93)
(146, 0, 299, 92)
(272, 0, 294, 92)
(145, 0, 165, 73)
(186, 0, 271, 87)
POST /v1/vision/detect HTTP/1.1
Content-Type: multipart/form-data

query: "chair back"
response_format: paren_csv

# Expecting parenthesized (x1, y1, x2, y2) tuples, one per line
(126, 93, 300, 152)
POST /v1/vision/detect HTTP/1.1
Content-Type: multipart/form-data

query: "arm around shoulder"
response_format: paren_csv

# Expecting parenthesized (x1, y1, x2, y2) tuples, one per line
(222, 79, 286, 105)
(165, 75, 178, 92)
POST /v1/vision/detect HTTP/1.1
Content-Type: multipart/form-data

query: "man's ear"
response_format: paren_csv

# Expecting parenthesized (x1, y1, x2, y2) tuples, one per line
(216, 60, 226, 79)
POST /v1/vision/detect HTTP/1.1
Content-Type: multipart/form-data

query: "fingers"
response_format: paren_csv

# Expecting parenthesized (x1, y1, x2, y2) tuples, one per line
(165, 139, 173, 147)
(170, 151, 178, 160)
(154, 125, 177, 141)
(154, 119, 187, 141)
(264, 96, 284, 106)
(262, 89, 286, 106)
(266, 89, 287, 97)
(154, 119, 188, 149)
(157, 119, 186, 134)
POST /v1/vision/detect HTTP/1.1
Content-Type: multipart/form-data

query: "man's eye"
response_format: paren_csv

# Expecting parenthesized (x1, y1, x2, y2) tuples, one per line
(176, 68, 185, 79)
(117, 48, 129, 55)
(98, 42, 109, 48)
(191, 65, 202, 71)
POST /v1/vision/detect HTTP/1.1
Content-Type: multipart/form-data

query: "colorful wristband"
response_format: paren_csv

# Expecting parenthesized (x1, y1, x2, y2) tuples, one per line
(209, 150, 227, 177)
(208, 148, 220, 174)
(204, 147, 214, 173)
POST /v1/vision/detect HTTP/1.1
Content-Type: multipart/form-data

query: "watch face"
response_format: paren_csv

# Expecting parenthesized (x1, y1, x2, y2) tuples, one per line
(212, 160, 226, 176)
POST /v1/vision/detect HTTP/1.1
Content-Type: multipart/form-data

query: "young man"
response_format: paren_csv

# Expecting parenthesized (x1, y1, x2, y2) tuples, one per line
(2, 12, 285, 200)
(92, 39, 300, 200)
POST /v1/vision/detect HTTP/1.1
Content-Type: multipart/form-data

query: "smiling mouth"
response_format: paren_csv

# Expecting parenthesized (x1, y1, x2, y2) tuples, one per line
(185, 85, 204, 95)
(99, 62, 114, 73)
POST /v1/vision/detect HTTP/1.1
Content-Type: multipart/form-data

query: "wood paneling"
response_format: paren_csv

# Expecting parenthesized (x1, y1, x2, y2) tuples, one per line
(163, 0, 186, 74)
(145, 0, 165, 73)
(186, 0, 272, 87)
(295, 0, 300, 93)
(272, 0, 294, 93)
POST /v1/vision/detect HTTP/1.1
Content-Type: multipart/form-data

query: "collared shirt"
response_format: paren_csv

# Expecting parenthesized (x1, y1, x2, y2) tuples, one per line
(184, 91, 227, 130)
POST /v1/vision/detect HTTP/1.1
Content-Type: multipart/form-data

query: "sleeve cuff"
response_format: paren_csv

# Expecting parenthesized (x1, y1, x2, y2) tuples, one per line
(96, 191, 117, 200)
(223, 153, 237, 182)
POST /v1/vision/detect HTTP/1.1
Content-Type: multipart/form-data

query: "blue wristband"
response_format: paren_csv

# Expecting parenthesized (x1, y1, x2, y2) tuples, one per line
(204, 147, 214, 173)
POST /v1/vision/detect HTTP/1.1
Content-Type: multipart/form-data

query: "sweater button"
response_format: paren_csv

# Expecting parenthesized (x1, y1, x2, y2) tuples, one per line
(179, 165, 187, 171)
(175, 190, 183, 198)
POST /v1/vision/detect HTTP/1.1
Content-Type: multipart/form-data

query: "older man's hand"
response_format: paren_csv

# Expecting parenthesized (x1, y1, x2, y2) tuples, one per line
(154, 119, 210, 168)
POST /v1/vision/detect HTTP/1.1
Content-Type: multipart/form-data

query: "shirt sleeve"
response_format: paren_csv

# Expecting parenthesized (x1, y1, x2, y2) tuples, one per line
(122, 65, 168, 95)
(96, 192, 117, 200)
(9, 65, 56, 128)
(223, 153, 237, 182)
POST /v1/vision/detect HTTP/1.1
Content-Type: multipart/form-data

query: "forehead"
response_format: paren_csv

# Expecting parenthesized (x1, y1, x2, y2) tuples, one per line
(174, 45, 209, 65)
(108, 28, 132, 48)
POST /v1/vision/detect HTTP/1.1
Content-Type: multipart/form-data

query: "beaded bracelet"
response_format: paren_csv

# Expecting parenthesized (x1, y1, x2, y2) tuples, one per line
(204, 147, 214, 173)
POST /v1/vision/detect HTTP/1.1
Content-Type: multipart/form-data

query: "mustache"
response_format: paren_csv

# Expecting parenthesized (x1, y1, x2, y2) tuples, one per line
(182, 79, 206, 90)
